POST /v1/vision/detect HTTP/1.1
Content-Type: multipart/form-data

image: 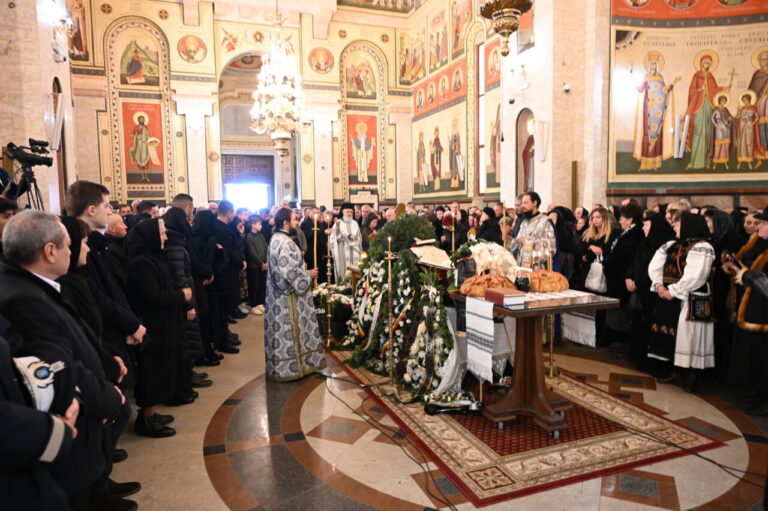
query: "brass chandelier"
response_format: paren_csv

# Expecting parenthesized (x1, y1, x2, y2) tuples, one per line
(480, 0, 533, 56)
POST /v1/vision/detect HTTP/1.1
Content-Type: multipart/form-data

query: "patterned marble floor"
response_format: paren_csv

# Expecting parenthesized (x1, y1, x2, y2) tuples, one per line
(112, 315, 768, 510)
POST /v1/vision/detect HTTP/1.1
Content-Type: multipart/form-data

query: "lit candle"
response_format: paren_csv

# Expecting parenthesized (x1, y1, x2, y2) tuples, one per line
(388, 236, 392, 253)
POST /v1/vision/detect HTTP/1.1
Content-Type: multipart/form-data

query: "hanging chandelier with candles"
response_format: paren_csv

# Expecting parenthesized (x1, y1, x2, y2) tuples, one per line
(250, 9, 304, 161)
(480, 0, 533, 56)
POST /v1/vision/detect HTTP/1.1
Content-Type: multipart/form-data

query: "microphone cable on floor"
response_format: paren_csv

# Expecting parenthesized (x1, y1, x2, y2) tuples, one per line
(317, 373, 460, 511)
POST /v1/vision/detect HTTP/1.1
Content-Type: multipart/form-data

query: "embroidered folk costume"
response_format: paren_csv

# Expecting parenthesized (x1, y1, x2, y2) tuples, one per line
(647, 213, 715, 370)
(264, 229, 326, 382)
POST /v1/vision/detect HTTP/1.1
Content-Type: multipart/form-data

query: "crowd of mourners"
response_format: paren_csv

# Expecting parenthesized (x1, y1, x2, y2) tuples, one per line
(1, 182, 767, 511)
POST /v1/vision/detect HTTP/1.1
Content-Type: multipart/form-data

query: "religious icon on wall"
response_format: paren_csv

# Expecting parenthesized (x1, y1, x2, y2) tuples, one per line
(665, 0, 700, 9)
(121, 102, 164, 184)
(67, 0, 89, 61)
(624, 0, 650, 7)
(430, 126, 444, 190)
(398, 32, 412, 85)
(683, 50, 730, 170)
(439, 75, 448, 100)
(710, 93, 733, 170)
(610, 2, 768, 187)
(427, 82, 436, 104)
(451, 0, 471, 58)
(177, 35, 207, 63)
(735, 90, 764, 169)
(489, 104, 501, 187)
(449, 118, 464, 188)
(452, 68, 463, 92)
(749, 48, 768, 155)
(409, 29, 427, 83)
(488, 47, 501, 79)
(416, 89, 425, 110)
(633, 51, 679, 171)
(309, 47, 334, 74)
(416, 131, 428, 192)
(429, 11, 449, 73)
(347, 114, 377, 185)
(119, 38, 160, 86)
(344, 53, 377, 100)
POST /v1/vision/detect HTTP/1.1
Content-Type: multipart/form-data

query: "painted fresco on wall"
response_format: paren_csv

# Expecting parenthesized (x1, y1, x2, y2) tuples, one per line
(336, 0, 418, 14)
(178, 35, 207, 63)
(414, 59, 467, 116)
(609, 0, 768, 187)
(67, 0, 89, 61)
(413, 109, 467, 195)
(517, 8, 534, 54)
(399, 30, 427, 85)
(346, 114, 378, 185)
(429, 11, 449, 73)
(309, 47, 334, 74)
(227, 54, 262, 71)
(451, 0, 471, 58)
(516, 109, 535, 193)
(408, 29, 427, 83)
(119, 36, 160, 86)
(344, 51, 378, 100)
(121, 102, 165, 184)
(484, 86, 502, 193)
(485, 38, 501, 88)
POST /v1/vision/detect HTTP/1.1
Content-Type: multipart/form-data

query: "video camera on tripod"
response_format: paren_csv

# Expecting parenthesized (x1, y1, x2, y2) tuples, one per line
(2, 139, 53, 210)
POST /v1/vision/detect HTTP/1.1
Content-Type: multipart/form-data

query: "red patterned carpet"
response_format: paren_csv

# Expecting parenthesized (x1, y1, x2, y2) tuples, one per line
(329, 351, 724, 507)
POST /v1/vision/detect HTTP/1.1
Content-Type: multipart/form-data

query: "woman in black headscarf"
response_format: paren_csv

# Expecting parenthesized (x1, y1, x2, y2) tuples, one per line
(126, 218, 191, 437)
(702, 207, 747, 379)
(361, 212, 380, 251)
(476, 207, 502, 244)
(163, 207, 211, 393)
(626, 213, 675, 367)
(647, 212, 715, 392)
(191, 210, 228, 365)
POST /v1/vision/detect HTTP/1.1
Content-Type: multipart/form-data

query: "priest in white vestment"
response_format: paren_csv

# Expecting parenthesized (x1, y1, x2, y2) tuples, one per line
(330, 203, 363, 281)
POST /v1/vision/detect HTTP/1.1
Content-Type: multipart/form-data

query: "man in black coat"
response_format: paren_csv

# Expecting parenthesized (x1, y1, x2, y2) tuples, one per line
(0, 210, 126, 510)
(213, 200, 244, 354)
(104, 213, 130, 289)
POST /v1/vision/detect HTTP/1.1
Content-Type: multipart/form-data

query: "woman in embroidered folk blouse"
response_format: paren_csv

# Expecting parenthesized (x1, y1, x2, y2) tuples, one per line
(647, 212, 715, 392)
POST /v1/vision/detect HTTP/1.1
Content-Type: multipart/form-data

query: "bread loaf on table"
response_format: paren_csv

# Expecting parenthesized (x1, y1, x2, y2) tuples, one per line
(459, 274, 516, 297)
(528, 270, 569, 293)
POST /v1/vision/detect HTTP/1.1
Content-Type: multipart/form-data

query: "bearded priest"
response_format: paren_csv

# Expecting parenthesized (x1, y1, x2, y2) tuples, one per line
(264, 208, 326, 382)
(330, 203, 363, 281)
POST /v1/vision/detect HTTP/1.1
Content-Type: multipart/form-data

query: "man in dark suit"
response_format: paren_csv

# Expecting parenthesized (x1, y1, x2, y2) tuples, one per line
(0, 210, 133, 511)
(213, 200, 244, 354)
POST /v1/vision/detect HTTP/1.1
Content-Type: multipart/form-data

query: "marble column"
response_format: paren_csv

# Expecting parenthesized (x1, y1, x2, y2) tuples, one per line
(174, 95, 215, 204)
(305, 95, 341, 210)
(388, 104, 413, 204)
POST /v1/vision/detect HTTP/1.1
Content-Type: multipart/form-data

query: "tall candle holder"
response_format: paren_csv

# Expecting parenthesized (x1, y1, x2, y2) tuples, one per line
(312, 213, 319, 288)
(325, 233, 336, 347)
(380, 236, 398, 398)
(545, 235, 559, 377)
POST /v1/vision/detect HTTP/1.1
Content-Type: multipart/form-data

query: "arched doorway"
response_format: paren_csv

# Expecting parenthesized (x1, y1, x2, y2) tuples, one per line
(218, 53, 277, 211)
(516, 108, 535, 193)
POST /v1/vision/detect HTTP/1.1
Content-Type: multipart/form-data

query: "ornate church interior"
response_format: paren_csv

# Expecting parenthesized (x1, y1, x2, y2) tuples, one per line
(2, 0, 768, 510)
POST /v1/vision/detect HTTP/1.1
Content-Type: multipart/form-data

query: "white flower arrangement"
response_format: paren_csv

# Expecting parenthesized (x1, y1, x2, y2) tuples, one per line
(469, 241, 518, 281)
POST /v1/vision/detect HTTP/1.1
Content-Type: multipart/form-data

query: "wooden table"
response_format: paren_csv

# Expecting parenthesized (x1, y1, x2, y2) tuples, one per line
(450, 291, 619, 438)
